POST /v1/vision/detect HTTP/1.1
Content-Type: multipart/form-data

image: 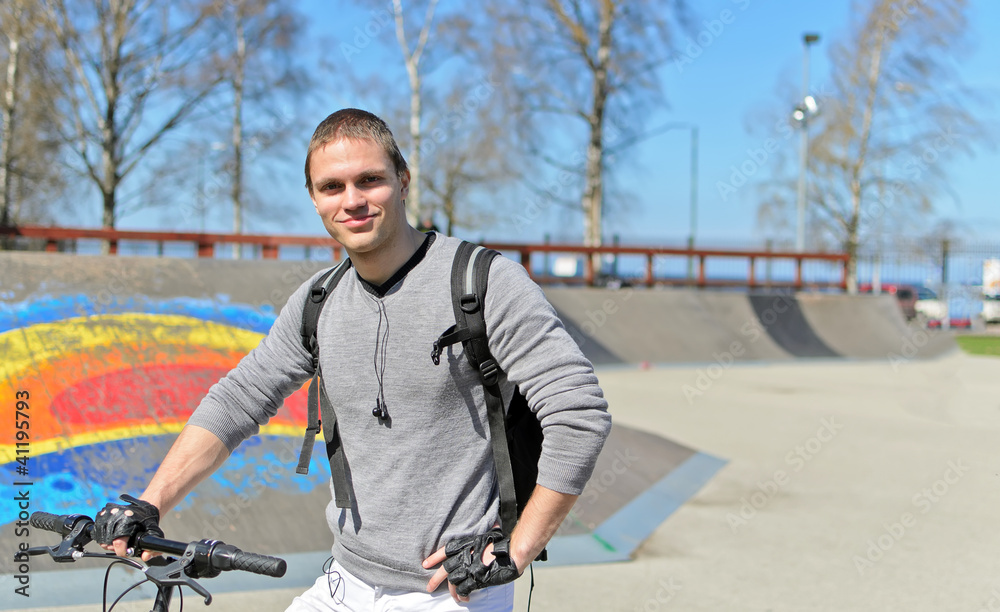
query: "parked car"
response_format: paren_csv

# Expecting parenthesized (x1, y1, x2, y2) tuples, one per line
(912, 285, 948, 324)
(859, 283, 917, 321)
(984, 295, 1000, 324)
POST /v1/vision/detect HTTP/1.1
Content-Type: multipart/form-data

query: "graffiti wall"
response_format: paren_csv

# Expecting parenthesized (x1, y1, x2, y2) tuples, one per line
(0, 253, 335, 563)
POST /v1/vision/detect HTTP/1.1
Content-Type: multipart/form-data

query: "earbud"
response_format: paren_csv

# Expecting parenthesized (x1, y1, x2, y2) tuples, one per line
(372, 400, 388, 420)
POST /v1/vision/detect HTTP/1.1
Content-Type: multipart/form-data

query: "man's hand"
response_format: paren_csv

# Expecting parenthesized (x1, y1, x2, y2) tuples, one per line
(424, 544, 481, 603)
(423, 486, 577, 602)
(423, 529, 521, 601)
(94, 494, 163, 561)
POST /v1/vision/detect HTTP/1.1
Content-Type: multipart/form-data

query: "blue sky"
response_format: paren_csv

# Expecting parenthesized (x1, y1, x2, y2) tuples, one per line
(120, 1, 999, 248)
(619, 0, 999, 246)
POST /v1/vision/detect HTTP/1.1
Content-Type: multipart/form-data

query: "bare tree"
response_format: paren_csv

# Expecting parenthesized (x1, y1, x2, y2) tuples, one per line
(391, 0, 438, 225)
(0, 0, 66, 230)
(211, 0, 305, 256)
(0, 1, 25, 228)
(41, 0, 224, 229)
(756, 0, 984, 292)
(342, 1, 484, 227)
(488, 0, 688, 248)
(422, 79, 511, 236)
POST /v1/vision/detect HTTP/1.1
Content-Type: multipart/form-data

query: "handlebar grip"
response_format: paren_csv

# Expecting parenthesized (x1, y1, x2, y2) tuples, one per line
(30, 512, 64, 534)
(229, 550, 287, 578)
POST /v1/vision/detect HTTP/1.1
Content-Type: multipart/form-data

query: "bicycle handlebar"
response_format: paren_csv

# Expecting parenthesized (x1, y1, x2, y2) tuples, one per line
(29, 511, 287, 578)
(28, 511, 64, 534)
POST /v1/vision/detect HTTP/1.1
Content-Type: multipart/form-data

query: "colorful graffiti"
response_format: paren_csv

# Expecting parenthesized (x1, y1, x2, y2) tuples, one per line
(0, 293, 325, 527)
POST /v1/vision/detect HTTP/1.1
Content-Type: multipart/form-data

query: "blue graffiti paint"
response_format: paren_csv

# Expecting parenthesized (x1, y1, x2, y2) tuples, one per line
(0, 436, 328, 527)
(0, 294, 277, 333)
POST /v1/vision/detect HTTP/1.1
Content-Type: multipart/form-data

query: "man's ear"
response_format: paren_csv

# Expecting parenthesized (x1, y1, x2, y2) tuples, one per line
(399, 169, 411, 199)
(309, 189, 320, 214)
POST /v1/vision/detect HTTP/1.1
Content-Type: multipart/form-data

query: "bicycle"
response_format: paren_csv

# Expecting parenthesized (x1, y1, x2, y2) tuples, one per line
(27, 510, 287, 612)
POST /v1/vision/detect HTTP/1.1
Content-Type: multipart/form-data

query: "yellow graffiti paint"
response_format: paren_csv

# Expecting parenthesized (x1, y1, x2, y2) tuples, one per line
(0, 313, 264, 380)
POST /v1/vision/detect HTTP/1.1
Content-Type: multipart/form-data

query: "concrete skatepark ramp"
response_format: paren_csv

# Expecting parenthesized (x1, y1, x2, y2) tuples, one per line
(544, 287, 954, 365)
(0, 251, 954, 599)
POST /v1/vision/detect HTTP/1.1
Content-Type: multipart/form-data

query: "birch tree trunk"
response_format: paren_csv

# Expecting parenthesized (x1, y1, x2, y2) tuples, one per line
(0, 2, 23, 227)
(844, 14, 887, 294)
(393, 0, 437, 226)
(581, 0, 613, 255)
(231, 2, 246, 258)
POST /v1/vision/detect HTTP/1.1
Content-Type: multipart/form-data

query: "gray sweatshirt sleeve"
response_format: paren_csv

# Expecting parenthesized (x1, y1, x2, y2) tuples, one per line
(186, 272, 321, 451)
(484, 257, 611, 495)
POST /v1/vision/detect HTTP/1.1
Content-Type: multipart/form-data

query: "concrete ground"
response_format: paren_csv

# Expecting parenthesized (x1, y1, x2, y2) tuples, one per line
(11, 351, 1000, 611)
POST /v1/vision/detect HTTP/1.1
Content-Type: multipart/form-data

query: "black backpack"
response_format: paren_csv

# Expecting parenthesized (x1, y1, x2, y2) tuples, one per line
(294, 241, 545, 549)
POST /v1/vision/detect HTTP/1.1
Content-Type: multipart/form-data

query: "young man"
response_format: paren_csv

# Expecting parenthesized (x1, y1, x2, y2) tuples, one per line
(95, 109, 611, 611)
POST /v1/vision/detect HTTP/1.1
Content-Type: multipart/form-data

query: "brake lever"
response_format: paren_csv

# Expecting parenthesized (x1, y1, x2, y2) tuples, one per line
(26, 515, 95, 562)
(144, 555, 213, 605)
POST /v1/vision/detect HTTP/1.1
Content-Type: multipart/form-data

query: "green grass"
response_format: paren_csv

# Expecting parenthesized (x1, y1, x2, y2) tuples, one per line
(955, 335, 1000, 357)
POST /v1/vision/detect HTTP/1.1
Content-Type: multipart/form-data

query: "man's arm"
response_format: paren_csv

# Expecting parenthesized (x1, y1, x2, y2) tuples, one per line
(105, 425, 230, 558)
(423, 484, 577, 601)
(484, 258, 611, 498)
(508, 484, 577, 570)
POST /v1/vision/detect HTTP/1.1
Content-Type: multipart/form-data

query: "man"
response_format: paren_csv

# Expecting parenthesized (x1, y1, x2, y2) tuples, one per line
(95, 109, 610, 611)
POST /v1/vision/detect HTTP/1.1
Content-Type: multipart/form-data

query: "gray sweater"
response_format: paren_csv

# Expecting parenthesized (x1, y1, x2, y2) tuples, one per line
(188, 234, 611, 591)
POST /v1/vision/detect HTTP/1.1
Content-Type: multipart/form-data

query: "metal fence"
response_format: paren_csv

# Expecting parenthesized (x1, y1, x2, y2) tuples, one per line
(858, 239, 1000, 321)
(4, 226, 997, 320)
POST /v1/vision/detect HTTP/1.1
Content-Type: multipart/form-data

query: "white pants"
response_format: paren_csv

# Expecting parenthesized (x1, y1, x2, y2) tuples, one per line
(285, 559, 515, 612)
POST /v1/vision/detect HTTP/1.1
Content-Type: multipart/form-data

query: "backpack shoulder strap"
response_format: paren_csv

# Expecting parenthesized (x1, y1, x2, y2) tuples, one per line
(295, 259, 352, 477)
(434, 241, 520, 536)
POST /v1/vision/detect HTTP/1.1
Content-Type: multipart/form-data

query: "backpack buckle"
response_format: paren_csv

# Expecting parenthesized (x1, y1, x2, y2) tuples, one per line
(310, 287, 327, 303)
(479, 358, 500, 386)
(460, 294, 480, 314)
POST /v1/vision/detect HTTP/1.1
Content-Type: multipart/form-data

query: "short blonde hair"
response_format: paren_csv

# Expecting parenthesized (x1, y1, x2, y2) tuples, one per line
(304, 109, 408, 192)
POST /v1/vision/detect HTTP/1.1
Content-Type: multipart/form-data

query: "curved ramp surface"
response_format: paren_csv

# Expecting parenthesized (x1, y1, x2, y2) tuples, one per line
(748, 293, 839, 358)
(544, 287, 791, 364)
(545, 287, 955, 365)
(0, 252, 722, 577)
(798, 293, 956, 360)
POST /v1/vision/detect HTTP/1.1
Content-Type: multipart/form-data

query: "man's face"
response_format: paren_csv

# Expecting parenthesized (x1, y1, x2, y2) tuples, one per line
(308, 138, 410, 256)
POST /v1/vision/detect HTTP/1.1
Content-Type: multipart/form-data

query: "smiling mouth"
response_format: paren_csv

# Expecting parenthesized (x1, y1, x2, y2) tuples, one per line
(340, 215, 375, 228)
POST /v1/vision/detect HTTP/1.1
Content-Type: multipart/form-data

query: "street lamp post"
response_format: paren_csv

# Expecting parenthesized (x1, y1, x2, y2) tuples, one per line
(686, 126, 699, 280)
(795, 32, 820, 252)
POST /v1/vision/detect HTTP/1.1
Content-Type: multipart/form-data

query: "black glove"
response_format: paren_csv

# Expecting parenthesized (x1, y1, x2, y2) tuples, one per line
(94, 494, 163, 552)
(443, 528, 520, 597)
